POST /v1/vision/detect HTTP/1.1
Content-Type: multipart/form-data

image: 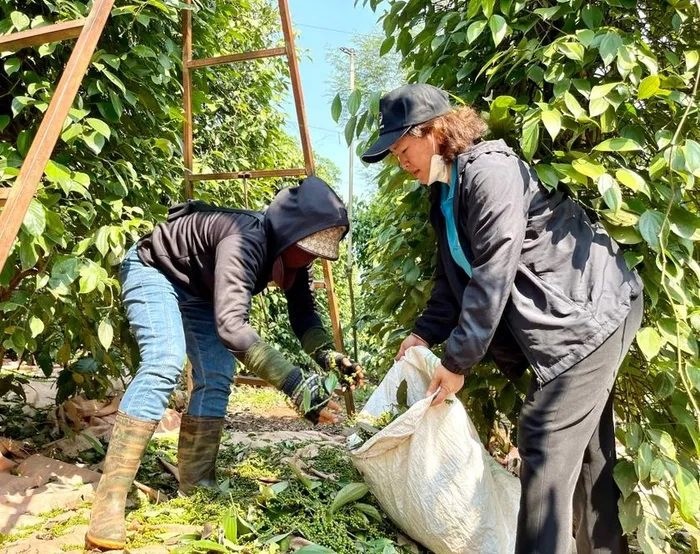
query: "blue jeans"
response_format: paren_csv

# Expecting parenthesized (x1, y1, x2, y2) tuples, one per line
(118, 244, 236, 421)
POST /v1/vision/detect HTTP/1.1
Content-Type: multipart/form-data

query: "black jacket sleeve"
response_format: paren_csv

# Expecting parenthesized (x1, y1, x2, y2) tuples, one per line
(412, 248, 460, 346)
(441, 153, 528, 375)
(212, 233, 265, 361)
(284, 265, 323, 341)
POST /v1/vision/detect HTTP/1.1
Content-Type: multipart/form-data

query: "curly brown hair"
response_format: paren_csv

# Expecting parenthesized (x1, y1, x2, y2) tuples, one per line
(409, 105, 488, 163)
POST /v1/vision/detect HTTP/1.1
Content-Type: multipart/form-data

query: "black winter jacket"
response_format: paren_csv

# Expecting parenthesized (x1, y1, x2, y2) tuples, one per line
(136, 176, 349, 362)
(412, 140, 642, 384)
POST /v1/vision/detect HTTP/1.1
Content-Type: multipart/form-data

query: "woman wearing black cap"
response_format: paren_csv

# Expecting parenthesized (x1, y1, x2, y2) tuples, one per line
(85, 176, 363, 551)
(362, 83, 643, 554)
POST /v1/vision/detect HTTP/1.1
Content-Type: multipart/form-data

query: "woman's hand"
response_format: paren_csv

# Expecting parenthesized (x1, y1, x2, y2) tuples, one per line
(426, 362, 465, 406)
(395, 333, 429, 361)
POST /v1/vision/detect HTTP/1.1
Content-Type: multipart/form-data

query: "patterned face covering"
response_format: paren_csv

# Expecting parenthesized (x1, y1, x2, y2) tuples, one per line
(296, 225, 347, 261)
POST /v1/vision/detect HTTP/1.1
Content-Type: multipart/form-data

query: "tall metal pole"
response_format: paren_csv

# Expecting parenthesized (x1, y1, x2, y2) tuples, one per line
(340, 47, 358, 361)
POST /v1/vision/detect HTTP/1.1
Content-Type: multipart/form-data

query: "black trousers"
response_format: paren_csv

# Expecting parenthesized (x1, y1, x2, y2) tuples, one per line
(515, 294, 643, 554)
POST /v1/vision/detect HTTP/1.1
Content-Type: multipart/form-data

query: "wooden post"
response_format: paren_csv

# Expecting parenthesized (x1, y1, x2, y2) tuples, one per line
(182, 0, 194, 200)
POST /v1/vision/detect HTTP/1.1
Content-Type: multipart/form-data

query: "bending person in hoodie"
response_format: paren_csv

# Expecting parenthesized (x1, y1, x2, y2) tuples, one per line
(362, 85, 643, 554)
(86, 176, 361, 551)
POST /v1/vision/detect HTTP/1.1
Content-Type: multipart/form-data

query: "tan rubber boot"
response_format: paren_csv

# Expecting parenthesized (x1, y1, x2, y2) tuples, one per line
(177, 414, 225, 495)
(85, 412, 157, 551)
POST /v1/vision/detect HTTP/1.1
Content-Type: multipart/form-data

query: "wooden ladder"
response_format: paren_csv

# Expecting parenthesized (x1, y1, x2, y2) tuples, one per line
(182, 0, 355, 413)
(0, 0, 115, 273)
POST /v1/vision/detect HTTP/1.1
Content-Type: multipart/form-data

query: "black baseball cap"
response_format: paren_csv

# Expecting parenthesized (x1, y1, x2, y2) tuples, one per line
(361, 83, 451, 163)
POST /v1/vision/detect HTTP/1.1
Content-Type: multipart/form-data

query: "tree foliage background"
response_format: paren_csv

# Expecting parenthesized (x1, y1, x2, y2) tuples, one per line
(0, 0, 343, 401)
(338, 0, 700, 550)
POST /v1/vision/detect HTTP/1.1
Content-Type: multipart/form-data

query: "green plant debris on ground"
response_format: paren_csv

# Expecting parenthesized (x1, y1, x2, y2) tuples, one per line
(124, 437, 417, 553)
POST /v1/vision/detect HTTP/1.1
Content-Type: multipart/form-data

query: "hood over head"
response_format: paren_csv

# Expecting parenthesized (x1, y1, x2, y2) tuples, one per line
(265, 176, 349, 260)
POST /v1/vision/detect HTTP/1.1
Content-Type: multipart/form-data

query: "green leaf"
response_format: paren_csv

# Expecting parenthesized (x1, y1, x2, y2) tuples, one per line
(647, 429, 677, 460)
(674, 466, 700, 522)
(222, 508, 237, 544)
(61, 123, 84, 143)
(558, 42, 584, 62)
(49, 257, 80, 292)
(615, 168, 650, 198)
(29, 316, 44, 338)
(4, 57, 20, 76)
(564, 92, 586, 120)
(83, 132, 106, 154)
(597, 174, 622, 212)
(10, 11, 30, 31)
(613, 460, 637, 499)
(636, 327, 664, 360)
(658, 319, 698, 357)
(488, 15, 508, 47)
(21, 200, 46, 237)
(354, 502, 383, 522)
(571, 158, 605, 179)
(593, 138, 642, 152)
(599, 31, 622, 66)
(94, 226, 110, 257)
(581, 5, 603, 29)
(637, 75, 660, 100)
(638, 210, 664, 250)
(687, 364, 700, 391)
(379, 36, 394, 57)
(98, 319, 114, 350)
(618, 493, 643, 534)
(396, 379, 408, 409)
(86, 118, 111, 140)
(11, 96, 35, 117)
(482, 0, 496, 18)
(520, 110, 540, 162)
(0, 115, 9, 133)
(684, 139, 700, 176)
(348, 90, 362, 116)
(534, 164, 559, 188)
(635, 442, 653, 481)
(344, 116, 357, 146)
(540, 108, 561, 140)
(329, 482, 369, 514)
(589, 97, 609, 118)
(331, 93, 342, 122)
(669, 207, 700, 241)
(467, 20, 487, 44)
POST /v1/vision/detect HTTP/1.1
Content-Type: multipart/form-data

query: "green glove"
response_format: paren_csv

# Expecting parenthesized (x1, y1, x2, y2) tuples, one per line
(280, 367, 333, 424)
(245, 341, 335, 423)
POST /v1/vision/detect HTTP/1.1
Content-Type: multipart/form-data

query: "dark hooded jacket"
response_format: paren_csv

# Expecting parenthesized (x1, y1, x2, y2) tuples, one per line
(412, 140, 643, 384)
(136, 176, 348, 361)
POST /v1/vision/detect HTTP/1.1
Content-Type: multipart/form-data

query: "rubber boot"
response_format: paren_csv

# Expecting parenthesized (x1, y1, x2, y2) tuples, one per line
(177, 414, 225, 495)
(85, 412, 157, 551)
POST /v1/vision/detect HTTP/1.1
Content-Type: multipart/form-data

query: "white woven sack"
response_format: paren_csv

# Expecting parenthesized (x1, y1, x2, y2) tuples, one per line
(349, 346, 520, 554)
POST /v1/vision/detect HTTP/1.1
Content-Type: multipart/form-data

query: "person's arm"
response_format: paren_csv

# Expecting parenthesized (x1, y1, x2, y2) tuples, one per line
(440, 153, 528, 376)
(212, 234, 334, 422)
(285, 267, 364, 388)
(411, 249, 460, 347)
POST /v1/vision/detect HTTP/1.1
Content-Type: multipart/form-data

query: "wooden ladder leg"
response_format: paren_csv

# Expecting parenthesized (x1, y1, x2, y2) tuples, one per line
(0, 0, 115, 273)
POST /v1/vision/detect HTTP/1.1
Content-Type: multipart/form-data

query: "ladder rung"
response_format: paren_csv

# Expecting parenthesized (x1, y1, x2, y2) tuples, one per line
(235, 375, 346, 396)
(312, 280, 326, 289)
(0, 188, 10, 208)
(0, 19, 85, 52)
(188, 46, 287, 69)
(235, 375, 270, 387)
(187, 168, 307, 181)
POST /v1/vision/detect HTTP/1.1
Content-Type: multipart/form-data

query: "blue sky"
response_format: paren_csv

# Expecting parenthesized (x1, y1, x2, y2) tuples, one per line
(285, 0, 381, 200)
